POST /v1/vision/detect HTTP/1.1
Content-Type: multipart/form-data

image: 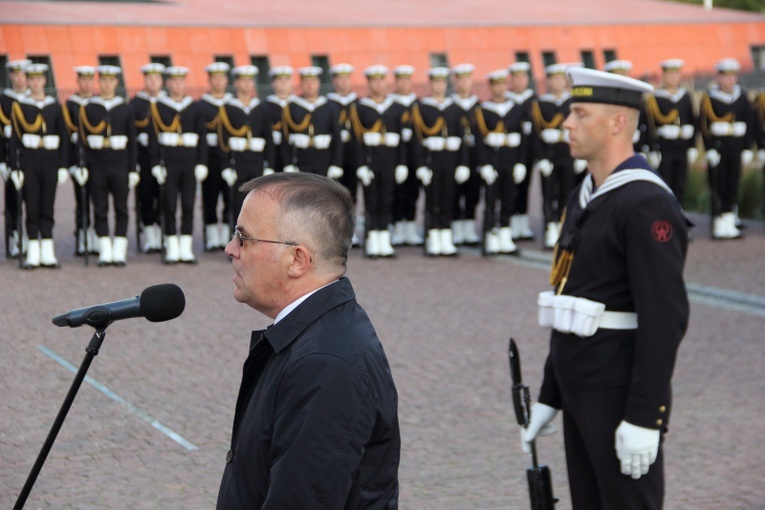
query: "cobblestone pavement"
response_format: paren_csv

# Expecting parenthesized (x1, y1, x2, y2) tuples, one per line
(1, 182, 764, 509)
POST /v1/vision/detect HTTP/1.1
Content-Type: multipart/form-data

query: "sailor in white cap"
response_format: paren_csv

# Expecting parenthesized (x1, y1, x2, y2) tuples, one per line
(506, 61, 538, 241)
(327, 63, 360, 205)
(78, 65, 138, 266)
(198, 61, 233, 252)
(218, 65, 276, 238)
(2, 59, 32, 259)
(265, 66, 294, 172)
(604, 59, 633, 75)
(408, 66, 468, 257)
(280, 65, 343, 180)
(351, 65, 407, 258)
(644, 59, 697, 205)
(61, 65, 97, 256)
(7, 62, 69, 268)
(130, 62, 166, 254)
(448, 63, 481, 246)
(389, 64, 422, 247)
(146, 65, 208, 264)
(524, 65, 690, 510)
(699, 57, 754, 238)
(474, 69, 526, 256)
(532, 64, 576, 249)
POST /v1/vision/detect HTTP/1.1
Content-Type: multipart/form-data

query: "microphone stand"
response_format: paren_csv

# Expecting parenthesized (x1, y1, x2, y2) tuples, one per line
(14, 326, 108, 509)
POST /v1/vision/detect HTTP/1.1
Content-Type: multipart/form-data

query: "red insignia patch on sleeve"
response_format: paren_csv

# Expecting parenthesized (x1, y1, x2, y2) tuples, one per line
(652, 220, 672, 242)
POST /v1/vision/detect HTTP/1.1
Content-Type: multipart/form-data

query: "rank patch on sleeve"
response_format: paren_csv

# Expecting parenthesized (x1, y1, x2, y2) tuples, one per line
(652, 220, 673, 242)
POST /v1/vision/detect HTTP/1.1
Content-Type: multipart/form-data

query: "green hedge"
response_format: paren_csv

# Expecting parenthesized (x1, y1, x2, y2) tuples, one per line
(684, 163, 764, 220)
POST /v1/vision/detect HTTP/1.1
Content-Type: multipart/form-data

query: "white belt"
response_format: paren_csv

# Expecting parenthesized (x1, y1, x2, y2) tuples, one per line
(206, 133, 218, 147)
(656, 125, 680, 140)
(159, 132, 199, 147)
(2, 124, 10, 139)
(710, 121, 746, 137)
(485, 132, 521, 148)
(680, 124, 694, 140)
(537, 291, 638, 338)
(541, 128, 565, 144)
(313, 134, 331, 149)
(362, 132, 400, 147)
(87, 135, 128, 150)
(425, 136, 461, 151)
(21, 134, 61, 150)
(229, 136, 267, 152)
(137, 132, 149, 147)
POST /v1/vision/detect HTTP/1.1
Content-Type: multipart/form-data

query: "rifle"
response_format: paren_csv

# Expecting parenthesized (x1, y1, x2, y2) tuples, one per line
(78, 144, 89, 266)
(15, 147, 23, 269)
(508, 338, 557, 510)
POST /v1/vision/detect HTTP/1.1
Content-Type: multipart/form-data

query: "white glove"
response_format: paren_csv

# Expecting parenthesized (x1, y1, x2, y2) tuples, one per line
(758, 148, 765, 163)
(741, 149, 754, 167)
(536, 159, 554, 177)
(71, 167, 89, 186)
(646, 151, 662, 169)
(574, 158, 588, 174)
(0, 162, 9, 181)
(521, 402, 558, 454)
(283, 164, 299, 173)
(327, 165, 344, 180)
(221, 168, 238, 187)
(706, 149, 721, 168)
(128, 171, 140, 189)
(10, 170, 24, 190)
(57, 167, 70, 186)
(194, 164, 209, 183)
(151, 165, 167, 185)
(687, 147, 699, 165)
(479, 164, 497, 185)
(356, 165, 374, 187)
(263, 168, 275, 176)
(615, 420, 660, 480)
(415, 166, 432, 186)
(513, 163, 527, 184)
(454, 165, 470, 184)
(395, 164, 409, 184)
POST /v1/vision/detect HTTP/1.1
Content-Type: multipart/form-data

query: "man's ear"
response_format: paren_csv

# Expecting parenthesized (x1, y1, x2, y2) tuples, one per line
(286, 245, 311, 278)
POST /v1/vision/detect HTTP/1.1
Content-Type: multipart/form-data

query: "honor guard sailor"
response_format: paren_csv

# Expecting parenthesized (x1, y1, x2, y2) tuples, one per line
(699, 58, 754, 239)
(390, 65, 423, 246)
(507, 61, 539, 241)
(218, 65, 276, 233)
(79, 65, 138, 266)
(1, 59, 31, 259)
(264, 66, 294, 172)
(411, 66, 469, 257)
(63, 66, 97, 256)
(327, 63, 360, 204)
(281, 66, 343, 178)
(524, 66, 690, 510)
(644, 59, 698, 205)
(148, 66, 208, 264)
(132, 62, 166, 253)
(8, 63, 69, 269)
(532, 64, 576, 249)
(474, 69, 527, 256)
(199, 61, 233, 251)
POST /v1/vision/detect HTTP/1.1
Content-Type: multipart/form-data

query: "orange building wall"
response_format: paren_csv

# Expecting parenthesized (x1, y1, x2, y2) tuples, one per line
(2, 22, 765, 91)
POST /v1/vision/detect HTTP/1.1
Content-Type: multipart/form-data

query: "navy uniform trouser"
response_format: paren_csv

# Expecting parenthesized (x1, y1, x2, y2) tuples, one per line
(20, 149, 58, 239)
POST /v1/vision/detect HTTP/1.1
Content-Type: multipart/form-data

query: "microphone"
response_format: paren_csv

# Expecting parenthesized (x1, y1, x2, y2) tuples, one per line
(52, 284, 185, 329)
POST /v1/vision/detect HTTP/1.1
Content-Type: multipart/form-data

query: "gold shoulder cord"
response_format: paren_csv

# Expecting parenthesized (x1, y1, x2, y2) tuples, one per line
(150, 101, 181, 135)
(412, 102, 446, 139)
(401, 109, 411, 126)
(531, 101, 564, 131)
(644, 94, 679, 138)
(12, 101, 46, 138)
(699, 93, 734, 138)
(283, 103, 312, 134)
(350, 103, 383, 142)
(0, 102, 10, 127)
(135, 111, 151, 130)
(79, 104, 109, 147)
(548, 208, 573, 294)
(756, 92, 765, 130)
(61, 102, 78, 134)
(204, 111, 218, 131)
(473, 106, 504, 138)
(218, 104, 250, 137)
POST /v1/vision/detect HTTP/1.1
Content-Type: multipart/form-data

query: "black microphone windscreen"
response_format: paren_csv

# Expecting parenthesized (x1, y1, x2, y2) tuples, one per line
(140, 284, 185, 323)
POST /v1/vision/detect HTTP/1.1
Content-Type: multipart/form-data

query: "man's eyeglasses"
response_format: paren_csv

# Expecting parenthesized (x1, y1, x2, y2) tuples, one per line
(233, 228, 299, 248)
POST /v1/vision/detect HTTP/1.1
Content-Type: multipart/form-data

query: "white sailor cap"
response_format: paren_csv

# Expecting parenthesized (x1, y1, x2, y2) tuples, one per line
(660, 59, 685, 71)
(545, 64, 568, 76)
(6, 59, 32, 72)
(298, 66, 324, 78)
(24, 63, 49, 76)
(568, 67, 653, 110)
(232, 65, 259, 78)
(164, 66, 190, 78)
(564, 62, 585, 69)
(428, 67, 451, 80)
(97, 65, 122, 77)
(204, 62, 230, 75)
(508, 62, 531, 75)
(486, 69, 509, 83)
(393, 65, 415, 77)
(141, 63, 166, 75)
(604, 60, 633, 73)
(451, 63, 475, 76)
(74, 66, 96, 77)
(715, 58, 740, 74)
(330, 63, 354, 76)
(268, 66, 294, 78)
(364, 65, 389, 78)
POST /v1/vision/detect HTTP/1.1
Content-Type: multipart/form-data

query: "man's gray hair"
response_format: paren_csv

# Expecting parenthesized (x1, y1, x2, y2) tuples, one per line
(240, 173, 355, 271)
